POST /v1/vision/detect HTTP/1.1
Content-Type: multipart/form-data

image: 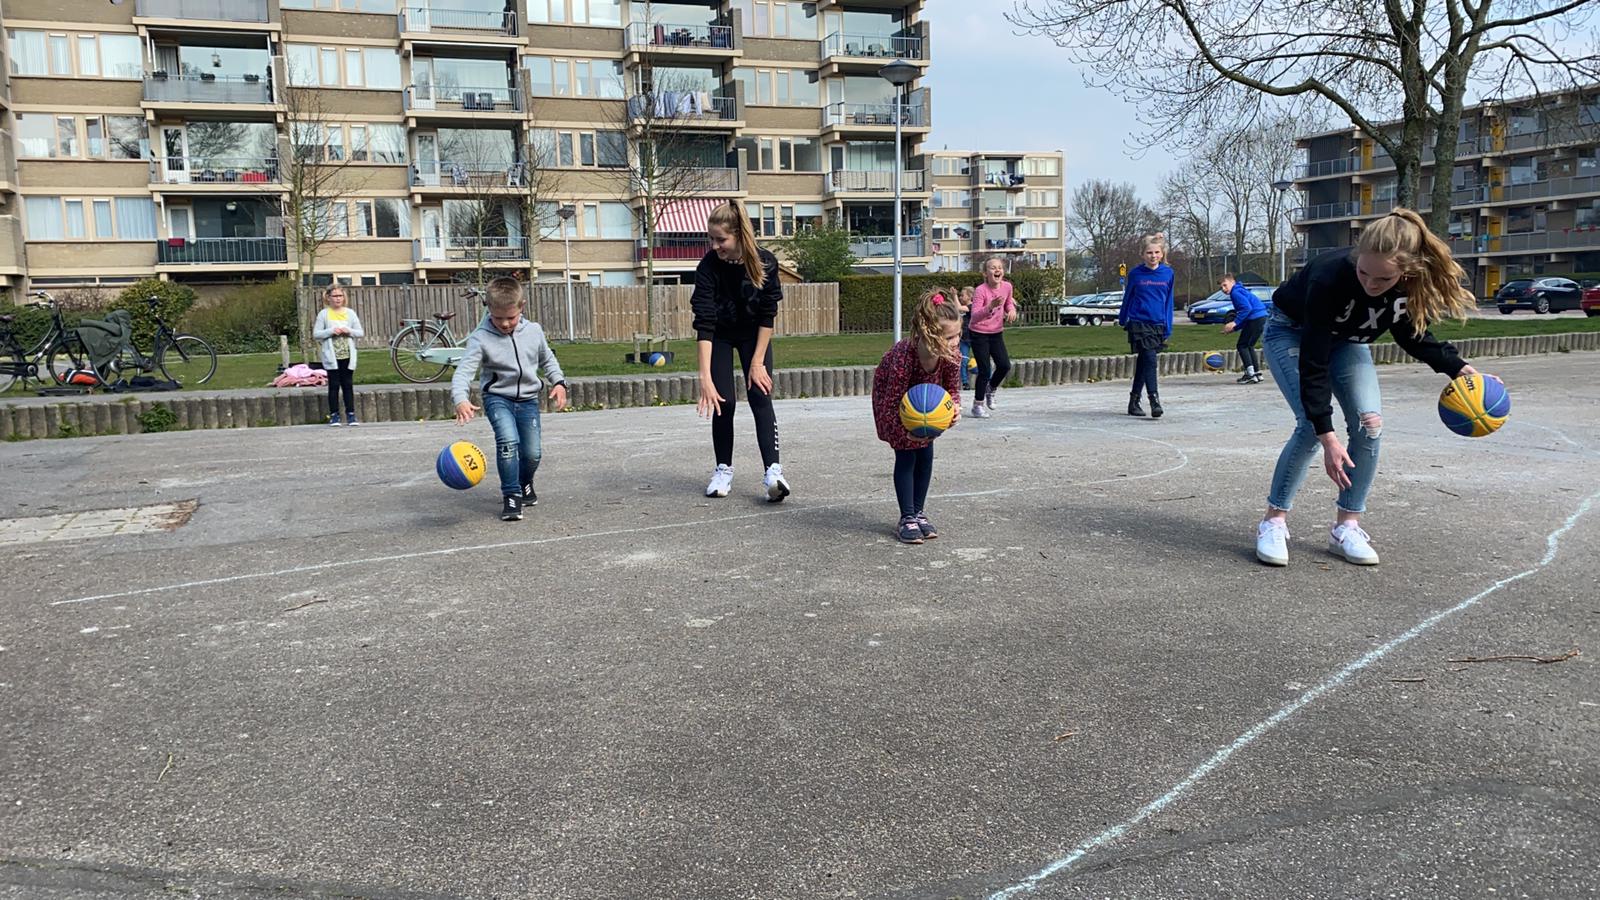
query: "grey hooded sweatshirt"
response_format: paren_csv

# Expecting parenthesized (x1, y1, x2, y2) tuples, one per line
(451, 316, 566, 406)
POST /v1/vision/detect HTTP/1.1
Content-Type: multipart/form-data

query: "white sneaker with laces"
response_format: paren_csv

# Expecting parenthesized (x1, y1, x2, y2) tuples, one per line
(705, 464, 734, 498)
(1256, 519, 1289, 567)
(971, 401, 990, 419)
(1329, 522, 1380, 565)
(985, 388, 997, 410)
(763, 463, 791, 503)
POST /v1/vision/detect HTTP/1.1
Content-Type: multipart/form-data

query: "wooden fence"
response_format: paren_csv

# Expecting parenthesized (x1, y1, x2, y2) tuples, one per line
(297, 281, 839, 349)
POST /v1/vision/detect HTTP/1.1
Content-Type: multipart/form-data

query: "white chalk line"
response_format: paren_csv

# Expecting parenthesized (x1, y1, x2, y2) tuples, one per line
(986, 483, 1600, 899)
(47, 430, 1188, 608)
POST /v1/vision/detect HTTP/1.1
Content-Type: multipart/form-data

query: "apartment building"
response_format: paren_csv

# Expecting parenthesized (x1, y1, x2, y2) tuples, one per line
(1, 0, 931, 291)
(1290, 85, 1600, 297)
(926, 148, 1063, 273)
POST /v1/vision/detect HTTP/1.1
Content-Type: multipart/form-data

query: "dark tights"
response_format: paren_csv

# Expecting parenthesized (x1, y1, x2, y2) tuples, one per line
(327, 358, 355, 416)
(970, 332, 1011, 404)
(709, 332, 779, 468)
(893, 446, 934, 519)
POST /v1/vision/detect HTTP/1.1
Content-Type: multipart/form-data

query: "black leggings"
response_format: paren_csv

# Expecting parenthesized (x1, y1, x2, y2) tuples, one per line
(893, 446, 933, 519)
(969, 332, 1011, 404)
(709, 331, 778, 469)
(327, 358, 354, 416)
(1235, 317, 1265, 373)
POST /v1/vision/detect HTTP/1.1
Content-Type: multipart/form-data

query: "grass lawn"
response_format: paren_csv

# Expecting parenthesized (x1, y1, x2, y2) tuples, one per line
(8, 316, 1600, 395)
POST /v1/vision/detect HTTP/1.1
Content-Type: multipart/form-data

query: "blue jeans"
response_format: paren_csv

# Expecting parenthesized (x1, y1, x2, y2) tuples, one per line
(1263, 313, 1382, 513)
(483, 393, 542, 497)
(959, 339, 971, 387)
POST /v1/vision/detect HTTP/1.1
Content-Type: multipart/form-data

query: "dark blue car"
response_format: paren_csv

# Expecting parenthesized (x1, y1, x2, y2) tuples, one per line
(1186, 285, 1275, 325)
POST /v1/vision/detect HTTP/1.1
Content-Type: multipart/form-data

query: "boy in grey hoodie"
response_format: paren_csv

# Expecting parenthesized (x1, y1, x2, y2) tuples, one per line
(452, 277, 569, 521)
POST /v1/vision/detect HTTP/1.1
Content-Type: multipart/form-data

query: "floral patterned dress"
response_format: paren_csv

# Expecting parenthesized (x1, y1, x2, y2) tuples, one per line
(872, 339, 961, 450)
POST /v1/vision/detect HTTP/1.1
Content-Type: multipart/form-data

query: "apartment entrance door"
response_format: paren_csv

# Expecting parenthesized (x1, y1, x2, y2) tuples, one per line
(161, 126, 189, 183)
(420, 208, 444, 261)
(414, 133, 441, 186)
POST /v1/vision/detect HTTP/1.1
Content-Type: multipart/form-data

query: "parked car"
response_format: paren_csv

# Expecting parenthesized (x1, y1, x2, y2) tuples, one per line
(1582, 282, 1600, 317)
(1186, 284, 1275, 325)
(1495, 277, 1584, 314)
(1056, 291, 1122, 326)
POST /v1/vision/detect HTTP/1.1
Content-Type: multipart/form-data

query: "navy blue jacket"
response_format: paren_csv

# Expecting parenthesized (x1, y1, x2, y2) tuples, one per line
(1228, 283, 1268, 324)
(1118, 263, 1175, 338)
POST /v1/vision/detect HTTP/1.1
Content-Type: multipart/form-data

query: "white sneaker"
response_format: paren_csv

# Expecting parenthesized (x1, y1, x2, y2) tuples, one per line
(1329, 522, 1380, 565)
(985, 388, 997, 410)
(1256, 519, 1289, 566)
(705, 464, 733, 498)
(763, 463, 791, 503)
(971, 401, 990, 419)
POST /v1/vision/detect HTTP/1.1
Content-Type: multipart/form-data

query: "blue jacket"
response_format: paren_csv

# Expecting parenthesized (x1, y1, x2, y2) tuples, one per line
(1228, 283, 1268, 324)
(1118, 263, 1175, 338)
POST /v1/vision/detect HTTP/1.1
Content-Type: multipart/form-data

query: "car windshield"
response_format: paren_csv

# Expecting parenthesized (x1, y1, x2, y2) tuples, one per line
(1503, 280, 1534, 291)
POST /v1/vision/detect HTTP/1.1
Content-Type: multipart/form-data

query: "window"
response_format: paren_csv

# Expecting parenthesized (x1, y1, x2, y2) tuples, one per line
(354, 200, 374, 236)
(738, 0, 813, 38)
(76, 35, 98, 76)
(93, 200, 114, 237)
(84, 118, 105, 157)
(12, 114, 145, 160)
(599, 202, 632, 239)
(1027, 189, 1059, 208)
(117, 198, 157, 239)
(100, 35, 140, 78)
(26, 196, 156, 240)
(368, 124, 406, 163)
(287, 45, 401, 89)
(283, 0, 398, 10)
(349, 125, 368, 162)
(48, 34, 71, 76)
(581, 203, 598, 236)
(597, 131, 627, 167)
(580, 132, 595, 166)
(529, 0, 620, 25)
(526, 57, 625, 99)
(1024, 156, 1060, 176)
(25, 197, 64, 239)
(64, 200, 87, 238)
(344, 49, 363, 87)
(326, 126, 346, 161)
(9, 31, 47, 75)
(5, 30, 138, 79)
(107, 116, 146, 159)
(739, 135, 818, 172)
(734, 67, 820, 107)
(374, 198, 410, 237)
(286, 45, 318, 85)
(16, 115, 55, 158)
(56, 117, 79, 157)
(320, 48, 339, 84)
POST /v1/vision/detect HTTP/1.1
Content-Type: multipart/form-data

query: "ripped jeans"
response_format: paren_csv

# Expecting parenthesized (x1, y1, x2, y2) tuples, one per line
(1263, 312, 1382, 514)
(482, 392, 542, 498)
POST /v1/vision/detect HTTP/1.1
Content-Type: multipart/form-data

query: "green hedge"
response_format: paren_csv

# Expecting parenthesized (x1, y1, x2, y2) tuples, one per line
(838, 269, 1067, 332)
(184, 279, 298, 354)
(112, 279, 197, 348)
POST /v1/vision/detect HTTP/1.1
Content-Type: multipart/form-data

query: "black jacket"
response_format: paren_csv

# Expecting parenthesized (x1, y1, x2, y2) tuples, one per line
(690, 249, 782, 341)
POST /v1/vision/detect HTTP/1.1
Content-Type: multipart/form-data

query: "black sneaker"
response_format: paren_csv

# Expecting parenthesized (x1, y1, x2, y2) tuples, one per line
(500, 495, 523, 521)
(522, 483, 538, 506)
(1236, 373, 1255, 384)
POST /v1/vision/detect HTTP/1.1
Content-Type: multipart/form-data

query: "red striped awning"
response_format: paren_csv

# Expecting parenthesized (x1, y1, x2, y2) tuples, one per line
(655, 197, 725, 234)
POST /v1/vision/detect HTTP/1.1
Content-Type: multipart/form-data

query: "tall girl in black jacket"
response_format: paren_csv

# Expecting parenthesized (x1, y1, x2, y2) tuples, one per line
(692, 202, 791, 502)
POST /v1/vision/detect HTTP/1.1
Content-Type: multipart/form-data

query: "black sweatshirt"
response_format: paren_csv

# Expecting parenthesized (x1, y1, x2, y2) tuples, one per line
(1273, 248, 1466, 435)
(690, 248, 782, 341)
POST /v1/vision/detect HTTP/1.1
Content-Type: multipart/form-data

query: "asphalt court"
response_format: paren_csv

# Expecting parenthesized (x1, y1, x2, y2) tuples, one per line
(3, 353, 1598, 899)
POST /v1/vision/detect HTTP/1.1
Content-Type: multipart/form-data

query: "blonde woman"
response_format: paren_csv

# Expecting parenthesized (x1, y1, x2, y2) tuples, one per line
(1255, 208, 1483, 568)
(1117, 233, 1175, 418)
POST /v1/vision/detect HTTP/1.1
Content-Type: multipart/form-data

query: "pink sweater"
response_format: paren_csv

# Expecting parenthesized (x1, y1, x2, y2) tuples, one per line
(969, 281, 1015, 334)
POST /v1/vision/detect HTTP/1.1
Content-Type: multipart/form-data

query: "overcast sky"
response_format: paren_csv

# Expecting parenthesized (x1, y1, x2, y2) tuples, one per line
(921, 0, 1181, 205)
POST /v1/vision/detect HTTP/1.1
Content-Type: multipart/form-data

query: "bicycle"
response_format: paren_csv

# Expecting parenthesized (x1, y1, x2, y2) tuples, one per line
(109, 296, 218, 387)
(389, 287, 486, 383)
(0, 291, 95, 393)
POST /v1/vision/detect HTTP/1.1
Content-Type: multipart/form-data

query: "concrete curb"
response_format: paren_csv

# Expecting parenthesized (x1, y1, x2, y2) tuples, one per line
(4, 331, 1597, 441)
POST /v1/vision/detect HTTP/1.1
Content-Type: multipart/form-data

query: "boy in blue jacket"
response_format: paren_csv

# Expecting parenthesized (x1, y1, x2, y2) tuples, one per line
(1220, 273, 1269, 384)
(1118, 233, 1176, 417)
(452, 277, 569, 521)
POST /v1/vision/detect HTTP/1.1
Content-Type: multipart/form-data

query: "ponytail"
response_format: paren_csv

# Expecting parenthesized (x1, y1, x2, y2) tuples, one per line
(911, 288, 962, 363)
(1356, 208, 1474, 334)
(708, 202, 765, 289)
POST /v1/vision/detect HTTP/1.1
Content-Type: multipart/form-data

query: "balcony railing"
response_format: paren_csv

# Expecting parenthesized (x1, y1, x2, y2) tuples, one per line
(985, 238, 1030, 250)
(136, 0, 268, 22)
(849, 235, 926, 258)
(1451, 227, 1600, 255)
(977, 204, 1026, 219)
(157, 236, 287, 265)
(977, 170, 1025, 188)
(413, 236, 531, 263)
(410, 161, 526, 189)
(822, 32, 926, 60)
(827, 169, 926, 193)
(1292, 246, 1342, 264)
(636, 237, 708, 261)
(1294, 158, 1356, 179)
(144, 71, 272, 105)
(1294, 200, 1361, 222)
(682, 166, 740, 192)
(149, 156, 280, 184)
(827, 101, 928, 128)
(1467, 173, 1600, 206)
(626, 91, 735, 122)
(404, 84, 521, 113)
(629, 22, 734, 49)
(400, 5, 519, 36)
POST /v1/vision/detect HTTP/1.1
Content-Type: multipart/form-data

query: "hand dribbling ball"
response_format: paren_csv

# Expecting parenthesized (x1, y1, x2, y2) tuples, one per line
(1438, 373, 1510, 438)
(900, 383, 956, 440)
(437, 440, 487, 490)
(1204, 352, 1226, 372)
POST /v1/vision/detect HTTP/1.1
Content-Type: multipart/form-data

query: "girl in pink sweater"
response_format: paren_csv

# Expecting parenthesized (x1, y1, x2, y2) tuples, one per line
(967, 257, 1017, 417)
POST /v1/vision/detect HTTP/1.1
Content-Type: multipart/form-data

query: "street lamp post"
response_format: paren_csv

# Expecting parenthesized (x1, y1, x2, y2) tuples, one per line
(1271, 179, 1294, 284)
(558, 204, 576, 341)
(878, 58, 918, 343)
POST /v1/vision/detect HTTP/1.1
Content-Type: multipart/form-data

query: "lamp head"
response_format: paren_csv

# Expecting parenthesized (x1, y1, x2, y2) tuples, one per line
(878, 59, 918, 87)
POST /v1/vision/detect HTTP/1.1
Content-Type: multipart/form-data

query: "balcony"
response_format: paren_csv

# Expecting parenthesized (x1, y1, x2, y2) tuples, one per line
(1482, 121, 1600, 155)
(636, 236, 708, 262)
(149, 156, 281, 187)
(1456, 227, 1600, 256)
(849, 235, 926, 259)
(1466, 173, 1600, 206)
(626, 91, 736, 124)
(1291, 246, 1342, 265)
(400, 5, 519, 38)
(144, 71, 272, 106)
(826, 169, 926, 194)
(1294, 157, 1356, 180)
(156, 236, 287, 265)
(404, 84, 522, 115)
(975, 170, 1026, 189)
(976, 204, 1026, 221)
(414, 236, 531, 263)
(984, 238, 1031, 251)
(135, 0, 268, 22)
(629, 21, 735, 52)
(410, 161, 526, 190)
(680, 166, 741, 192)
(825, 98, 929, 132)
(822, 32, 927, 61)
(1294, 200, 1361, 222)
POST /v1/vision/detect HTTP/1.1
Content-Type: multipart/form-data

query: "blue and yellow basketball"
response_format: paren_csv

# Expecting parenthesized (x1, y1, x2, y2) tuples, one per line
(1204, 352, 1227, 372)
(900, 383, 956, 439)
(648, 352, 667, 367)
(1438, 373, 1509, 438)
(967, 356, 977, 371)
(437, 440, 487, 490)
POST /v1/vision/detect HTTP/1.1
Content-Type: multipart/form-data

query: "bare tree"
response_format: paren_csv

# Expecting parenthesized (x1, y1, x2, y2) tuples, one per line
(1069, 179, 1164, 290)
(430, 128, 528, 287)
(1009, 0, 1600, 233)
(512, 106, 567, 286)
(1159, 164, 1223, 289)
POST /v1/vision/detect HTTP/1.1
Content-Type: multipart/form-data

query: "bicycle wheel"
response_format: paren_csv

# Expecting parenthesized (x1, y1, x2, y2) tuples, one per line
(390, 324, 451, 383)
(158, 335, 218, 386)
(44, 338, 93, 386)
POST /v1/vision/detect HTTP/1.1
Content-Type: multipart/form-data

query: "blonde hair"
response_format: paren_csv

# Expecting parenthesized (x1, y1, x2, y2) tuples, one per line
(1356, 208, 1474, 335)
(707, 202, 765, 289)
(911, 288, 962, 363)
(984, 257, 1006, 274)
(1141, 232, 1168, 251)
(959, 285, 975, 301)
(486, 276, 524, 311)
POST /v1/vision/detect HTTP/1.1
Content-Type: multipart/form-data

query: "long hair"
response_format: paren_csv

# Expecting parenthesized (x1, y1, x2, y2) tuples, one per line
(708, 202, 764, 289)
(1356, 208, 1474, 335)
(911, 288, 963, 363)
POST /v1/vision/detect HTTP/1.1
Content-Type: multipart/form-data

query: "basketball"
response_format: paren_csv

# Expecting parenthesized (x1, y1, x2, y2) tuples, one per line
(900, 383, 956, 439)
(1204, 352, 1226, 372)
(437, 440, 487, 490)
(648, 352, 667, 367)
(1438, 373, 1510, 438)
(967, 356, 976, 370)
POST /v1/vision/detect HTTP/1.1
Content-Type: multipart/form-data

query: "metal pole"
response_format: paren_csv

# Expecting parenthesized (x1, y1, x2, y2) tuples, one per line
(892, 84, 904, 343)
(562, 231, 575, 340)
